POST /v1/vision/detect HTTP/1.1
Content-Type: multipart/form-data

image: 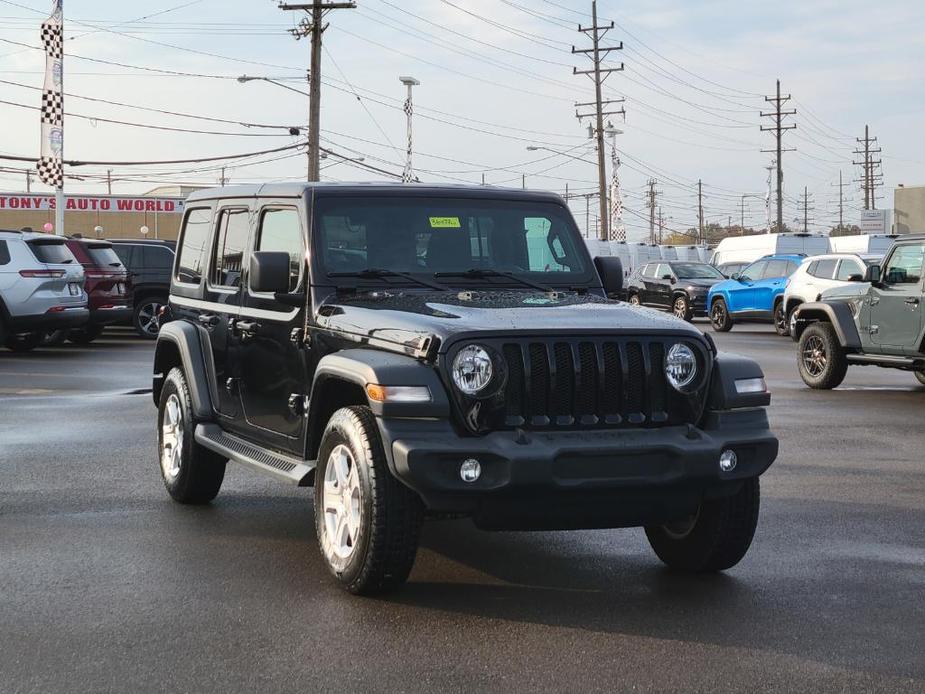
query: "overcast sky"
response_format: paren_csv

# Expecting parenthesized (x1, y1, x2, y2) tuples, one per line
(0, 0, 922, 240)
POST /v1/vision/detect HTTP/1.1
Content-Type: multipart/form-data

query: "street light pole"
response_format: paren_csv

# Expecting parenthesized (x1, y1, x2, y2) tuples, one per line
(238, 74, 311, 177)
(400, 76, 419, 184)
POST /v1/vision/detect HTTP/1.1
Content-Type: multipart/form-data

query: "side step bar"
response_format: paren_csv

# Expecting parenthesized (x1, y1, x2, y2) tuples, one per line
(846, 353, 923, 368)
(195, 423, 315, 486)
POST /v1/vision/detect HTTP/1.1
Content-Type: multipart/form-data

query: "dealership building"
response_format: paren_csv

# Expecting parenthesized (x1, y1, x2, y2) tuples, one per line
(0, 186, 201, 240)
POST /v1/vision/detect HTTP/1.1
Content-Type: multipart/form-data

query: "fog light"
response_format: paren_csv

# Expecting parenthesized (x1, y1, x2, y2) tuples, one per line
(719, 449, 737, 472)
(459, 458, 481, 483)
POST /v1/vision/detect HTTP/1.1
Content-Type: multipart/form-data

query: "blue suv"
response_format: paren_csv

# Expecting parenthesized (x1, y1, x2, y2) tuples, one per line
(708, 254, 802, 335)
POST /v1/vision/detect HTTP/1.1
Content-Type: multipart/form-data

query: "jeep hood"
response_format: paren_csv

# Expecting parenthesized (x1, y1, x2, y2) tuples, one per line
(317, 290, 703, 356)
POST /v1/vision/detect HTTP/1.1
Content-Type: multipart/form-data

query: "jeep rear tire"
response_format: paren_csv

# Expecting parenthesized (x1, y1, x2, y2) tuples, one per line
(710, 298, 733, 332)
(157, 367, 226, 504)
(314, 406, 423, 595)
(915, 371, 925, 386)
(797, 322, 848, 389)
(645, 477, 760, 572)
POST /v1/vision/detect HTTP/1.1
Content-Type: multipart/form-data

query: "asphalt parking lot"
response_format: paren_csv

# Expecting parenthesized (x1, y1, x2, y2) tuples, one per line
(1, 325, 923, 693)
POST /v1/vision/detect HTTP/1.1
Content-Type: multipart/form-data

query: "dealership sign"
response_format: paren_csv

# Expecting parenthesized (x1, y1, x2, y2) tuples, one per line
(0, 194, 185, 213)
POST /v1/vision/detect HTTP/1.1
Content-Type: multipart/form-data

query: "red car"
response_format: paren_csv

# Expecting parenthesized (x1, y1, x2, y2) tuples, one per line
(59, 238, 133, 343)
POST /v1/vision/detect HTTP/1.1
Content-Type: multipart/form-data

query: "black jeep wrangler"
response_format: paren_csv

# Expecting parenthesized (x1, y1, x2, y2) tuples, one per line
(153, 183, 778, 594)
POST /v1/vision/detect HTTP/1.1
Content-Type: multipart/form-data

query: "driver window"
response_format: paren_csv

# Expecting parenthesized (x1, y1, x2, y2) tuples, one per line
(883, 244, 925, 284)
(740, 261, 766, 281)
(255, 208, 303, 292)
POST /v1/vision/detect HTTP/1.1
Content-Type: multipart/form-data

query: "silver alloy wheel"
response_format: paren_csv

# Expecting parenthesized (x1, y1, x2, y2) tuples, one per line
(673, 297, 688, 319)
(629, 294, 641, 305)
(322, 444, 362, 562)
(161, 393, 183, 481)
(137, 301, 162, 336)
(711, 302, 726, 326)
(789, 310, 799, 335)
(802, 335, 827, 377)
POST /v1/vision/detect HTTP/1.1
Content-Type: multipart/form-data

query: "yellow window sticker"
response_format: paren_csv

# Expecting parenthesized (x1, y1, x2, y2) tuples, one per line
(429, 216, 461, 229)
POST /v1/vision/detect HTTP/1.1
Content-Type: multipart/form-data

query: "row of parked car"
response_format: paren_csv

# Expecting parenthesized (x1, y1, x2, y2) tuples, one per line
(0, 229, 175, 351)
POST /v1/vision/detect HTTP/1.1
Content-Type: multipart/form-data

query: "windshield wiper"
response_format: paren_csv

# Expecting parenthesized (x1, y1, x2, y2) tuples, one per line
(328, 268, 450, 291)
(434, 268, 553, 293)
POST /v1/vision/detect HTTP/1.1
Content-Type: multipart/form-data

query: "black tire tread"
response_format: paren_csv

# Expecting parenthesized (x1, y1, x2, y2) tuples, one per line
(773, 300, 789, 336)
(319, 406, 423, 595)
(159, 367, 226, 504)
(710, 298, 733, 332)
(645, 477, 761, 572)
(797, 322, 848, 390)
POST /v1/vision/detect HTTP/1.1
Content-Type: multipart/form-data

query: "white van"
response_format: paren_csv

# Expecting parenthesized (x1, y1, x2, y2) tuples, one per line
(828, 234, 896, 257)
(710, 233, 830, 266)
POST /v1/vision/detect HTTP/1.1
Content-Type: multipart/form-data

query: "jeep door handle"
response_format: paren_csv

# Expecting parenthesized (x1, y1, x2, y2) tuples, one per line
(905, 297, 919, 306)
(235, 319, 258, 336)
(197, 313, 220, 327)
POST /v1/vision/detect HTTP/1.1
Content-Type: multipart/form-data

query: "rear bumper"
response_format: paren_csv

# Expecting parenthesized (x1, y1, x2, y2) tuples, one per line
(88, 305, 132, 326)
(379, 408, 778, 529)
(8, 307, 89, 332)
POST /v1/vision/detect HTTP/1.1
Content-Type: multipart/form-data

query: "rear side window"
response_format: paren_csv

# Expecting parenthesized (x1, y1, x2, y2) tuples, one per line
(810, 259, 837, 279)
(255, 208, 303, 292)
(176, 208, 212, 284)
(211, 209, 250, 288)
(144, 245, 175, 271)
(27, 239, 74, 264)
(85, 244, 123, 268)
(0, 240, 9, 265)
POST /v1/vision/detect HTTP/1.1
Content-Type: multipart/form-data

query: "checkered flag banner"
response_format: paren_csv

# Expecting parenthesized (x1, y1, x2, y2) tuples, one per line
(38, 1, 64, 188)
(402, 96, 414, 183)
(609, 146, 626, 242)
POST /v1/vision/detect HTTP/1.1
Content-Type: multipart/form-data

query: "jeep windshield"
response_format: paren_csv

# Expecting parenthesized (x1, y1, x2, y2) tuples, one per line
(314, 196, 595, 289)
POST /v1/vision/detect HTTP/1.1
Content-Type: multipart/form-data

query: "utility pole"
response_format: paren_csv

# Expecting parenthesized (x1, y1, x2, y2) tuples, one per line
(573, 0, 624, 241)
(280, 1, 356, 182)
(646, 179, 658, 244)
(522, 173, 526, 189)
(657, 206, 665, 244)
(220, 167, 227, 186)
(106, 169, 112, 195)
(25, 169, 32, 193)
(798, 186, 814, 233)
(740, 195, 746, 230)
(761, 80, 796, 232)
(853, 125, 882, 210)
(697, 179, 704, 244)
(831, 169, 847, 233)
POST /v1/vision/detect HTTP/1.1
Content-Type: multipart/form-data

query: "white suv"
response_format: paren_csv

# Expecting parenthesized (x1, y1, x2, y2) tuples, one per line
(782, 253, 879, 335)
(0, 230, 88, 351)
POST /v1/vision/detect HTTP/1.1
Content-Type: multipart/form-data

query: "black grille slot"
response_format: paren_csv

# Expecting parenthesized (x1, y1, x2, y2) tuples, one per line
(528, 343, 549, 421)
(577, 342, 598, 418)
(503, 344, 525, 421)
(495, 337, 703, 430)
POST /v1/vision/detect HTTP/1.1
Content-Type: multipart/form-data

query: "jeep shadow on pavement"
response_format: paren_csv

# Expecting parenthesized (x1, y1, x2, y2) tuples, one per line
(793, 235, 925, 389)
(152, 183, 778, 595)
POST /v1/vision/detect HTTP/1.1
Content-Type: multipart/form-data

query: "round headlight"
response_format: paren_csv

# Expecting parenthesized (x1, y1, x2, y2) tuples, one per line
(452, 344, 493, 395)
(665, 343, 697, 391)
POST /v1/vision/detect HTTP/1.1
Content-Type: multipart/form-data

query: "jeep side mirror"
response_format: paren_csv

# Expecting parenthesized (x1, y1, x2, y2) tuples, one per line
(731, 272, 741, 281)
(865, 265, 881, 283)
(594, 256, 623, 297)
(847, 273, 864, 282)
(662, 273, 674, 281)
(250, 251, 292, 294)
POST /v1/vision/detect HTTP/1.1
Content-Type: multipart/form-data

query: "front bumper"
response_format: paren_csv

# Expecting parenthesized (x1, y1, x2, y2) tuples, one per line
(380, 408, 777, 530)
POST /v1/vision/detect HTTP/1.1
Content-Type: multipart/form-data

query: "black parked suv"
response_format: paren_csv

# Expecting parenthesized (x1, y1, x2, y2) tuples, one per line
(110, 239, 175, 338)
(625, 261, 726, 320)
(153, 183, 778, 594)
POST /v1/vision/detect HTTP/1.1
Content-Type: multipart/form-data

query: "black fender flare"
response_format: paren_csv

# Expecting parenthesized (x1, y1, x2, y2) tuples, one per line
(309, 349, 450, 420)
(152, 320, 215, 419)
(793, 301, 862, 349)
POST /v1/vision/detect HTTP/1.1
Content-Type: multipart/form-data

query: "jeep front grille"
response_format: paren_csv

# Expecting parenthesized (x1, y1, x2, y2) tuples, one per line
(494, 337, 704, 429)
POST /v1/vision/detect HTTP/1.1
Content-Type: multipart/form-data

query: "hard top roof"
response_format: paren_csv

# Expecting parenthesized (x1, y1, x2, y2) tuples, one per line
(185, 181, 566, 204)
(0, 229, 66, 242)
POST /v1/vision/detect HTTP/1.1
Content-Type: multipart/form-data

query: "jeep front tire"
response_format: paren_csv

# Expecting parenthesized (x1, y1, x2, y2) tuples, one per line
(645, 477, 760, 572)
(314, 406, 423, 595)
(797, 322, 848, 389)
(710, 298, 733, 332)
(157, 367, 226, 503)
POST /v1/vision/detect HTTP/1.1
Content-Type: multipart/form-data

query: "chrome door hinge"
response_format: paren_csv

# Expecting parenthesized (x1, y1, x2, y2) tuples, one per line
(288, 393, 308, 417)
(290, 327, 309, 346)
(870, 325, 879, 335)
